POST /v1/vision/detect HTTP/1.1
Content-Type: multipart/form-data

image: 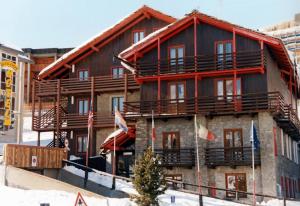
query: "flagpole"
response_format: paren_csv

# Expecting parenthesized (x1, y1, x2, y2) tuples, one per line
(251, 120, 256, 206)
(113, 106, 117, 176)
(86, 126, 89, 166)
(151, 110, 154, 153)
(194, 115, 203, 206)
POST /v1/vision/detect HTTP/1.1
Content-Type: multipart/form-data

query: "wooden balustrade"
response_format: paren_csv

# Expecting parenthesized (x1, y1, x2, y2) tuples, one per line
(124, 92, 283, 117)
(35, 74, 139, 96)
(154, 148, 195, 167)
(33, 110, 116, 131)
(205, 147, 261, 168)
(135, 50, 264, 77)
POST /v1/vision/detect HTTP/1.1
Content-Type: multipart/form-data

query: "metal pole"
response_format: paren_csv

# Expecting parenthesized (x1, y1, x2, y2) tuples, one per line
(152, 109, 154, 152)
(251, 120, 256, 206)
(194, 115, 203, 206)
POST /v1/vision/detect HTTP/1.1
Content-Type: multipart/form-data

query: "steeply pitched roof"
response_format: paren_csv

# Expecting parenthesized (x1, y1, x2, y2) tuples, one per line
(38, 5, 176, 79)
(119, 10, 294, 78)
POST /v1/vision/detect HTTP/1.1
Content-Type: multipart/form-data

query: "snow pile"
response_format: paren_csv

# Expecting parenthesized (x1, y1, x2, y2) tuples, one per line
(63, 165, 113, 188)
(0, 185, 132, 206)
(116, 179, 138, 195)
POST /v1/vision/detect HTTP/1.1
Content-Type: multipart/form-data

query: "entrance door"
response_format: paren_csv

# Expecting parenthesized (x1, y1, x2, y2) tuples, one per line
(224, 129, 243, 162)
(117, 151, 134, 177)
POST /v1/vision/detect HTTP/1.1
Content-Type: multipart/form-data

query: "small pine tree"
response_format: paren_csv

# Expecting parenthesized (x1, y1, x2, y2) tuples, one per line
(132, 147, 167, 206)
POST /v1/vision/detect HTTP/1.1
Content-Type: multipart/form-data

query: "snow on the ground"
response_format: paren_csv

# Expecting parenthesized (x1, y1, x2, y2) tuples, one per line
(0, 185, 132, 206)
(64, 165, 300, 206)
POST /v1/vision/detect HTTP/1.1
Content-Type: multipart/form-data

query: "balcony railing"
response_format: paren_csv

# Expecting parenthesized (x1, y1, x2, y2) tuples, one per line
(34, 74, 139, 96)
(205, 147, 261, 168)
(33, 110, 115, 131)
(124, 92, 283, 116)
(154, 148, 195, 167)
(135, 50, 264, 77)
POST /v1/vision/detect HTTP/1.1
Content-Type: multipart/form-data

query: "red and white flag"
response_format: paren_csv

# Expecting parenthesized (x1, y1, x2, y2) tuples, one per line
(198, 124, 215, 141)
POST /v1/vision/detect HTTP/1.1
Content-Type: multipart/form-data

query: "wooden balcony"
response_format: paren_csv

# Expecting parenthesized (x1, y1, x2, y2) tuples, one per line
(33, 109, 115, 131)
(135, 50, 264, 77)
(34, 74, 139, 97)
(125, 92, 300, 140)
(155, 148, 195, 167)
(205, 147, 261, 168)
(124, 92, 282, 117)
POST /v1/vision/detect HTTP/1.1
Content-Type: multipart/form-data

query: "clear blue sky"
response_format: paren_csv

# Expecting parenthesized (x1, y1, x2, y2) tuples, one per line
(0, 0, 299, 49)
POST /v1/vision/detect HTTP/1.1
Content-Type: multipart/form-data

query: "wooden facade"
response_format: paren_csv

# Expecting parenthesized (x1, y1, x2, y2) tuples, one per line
(4, 144, 67, 169)
(119, 11, 300, 169)
(32, 6, 176, 165)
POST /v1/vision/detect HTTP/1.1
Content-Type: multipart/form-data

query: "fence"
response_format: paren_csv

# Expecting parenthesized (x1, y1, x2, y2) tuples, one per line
(62, 159, 299, 206)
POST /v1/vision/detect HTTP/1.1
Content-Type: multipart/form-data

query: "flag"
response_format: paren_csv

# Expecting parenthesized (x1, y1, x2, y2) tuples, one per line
(151, 110, 156, 141)
(115, 109, 128, 132)
(250, 121, 260, 150)
(198, 123, 215, 141)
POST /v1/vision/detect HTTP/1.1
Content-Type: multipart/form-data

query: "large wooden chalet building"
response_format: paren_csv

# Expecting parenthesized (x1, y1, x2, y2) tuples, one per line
(33, 6, 300, 200)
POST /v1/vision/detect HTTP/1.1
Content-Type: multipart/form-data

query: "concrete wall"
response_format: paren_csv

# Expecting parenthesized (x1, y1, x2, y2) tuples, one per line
(1, 165, 103, 198)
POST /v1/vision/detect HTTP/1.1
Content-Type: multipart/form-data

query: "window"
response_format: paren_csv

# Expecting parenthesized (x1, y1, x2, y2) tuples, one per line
(77, 135, 88, 153)
(78, 70, 89, 80)
(169, 82, 185, 103)
(78, 99, 89, 115)
(216, 78, 241, 101)
(133, 30, 145, 44)
(112, 67, 124, 79)
(225, 173, 247, 198)
(162, 132, 180, 149)
(216, 41, 233, 69)
(224, 129, 243, 161)
(112, 96, 124, 113)
(169, 46, 184, 71)
(2, 53, 16, 63)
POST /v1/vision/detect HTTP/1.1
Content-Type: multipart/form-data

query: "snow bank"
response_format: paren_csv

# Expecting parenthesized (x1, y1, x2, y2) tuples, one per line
(0, 185, 133, 206)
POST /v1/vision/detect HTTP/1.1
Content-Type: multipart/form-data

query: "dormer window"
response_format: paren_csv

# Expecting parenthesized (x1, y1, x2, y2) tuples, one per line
(133, 30, 145, 44)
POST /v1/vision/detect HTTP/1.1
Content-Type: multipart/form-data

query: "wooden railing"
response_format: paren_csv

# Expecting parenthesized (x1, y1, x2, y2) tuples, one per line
(154, 148, 195, 167)
(124, 92, 283, 116)
(33, 111, 115, 131)
(135, 50, 265, 77)
(205, 147, 261, 168)
(35, 74, 139, 96)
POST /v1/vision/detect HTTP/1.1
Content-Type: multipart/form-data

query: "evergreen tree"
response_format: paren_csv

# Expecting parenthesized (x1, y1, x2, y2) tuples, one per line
(132, 147, 167, 206)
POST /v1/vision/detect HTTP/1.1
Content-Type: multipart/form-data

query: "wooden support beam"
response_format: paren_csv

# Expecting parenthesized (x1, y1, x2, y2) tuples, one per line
(55, 79, 61, 147)
(124, 73, 128, 103)
(90, 76, 95, 156)
(158, 38, 161, 75)
(90, 45, 99, 52)
(64, 64, 72, 69)
(32, 80, 36, 131)
(195, 75, 198, 113)
(194, 17, 198, 72)
(38, 97, 41, 146)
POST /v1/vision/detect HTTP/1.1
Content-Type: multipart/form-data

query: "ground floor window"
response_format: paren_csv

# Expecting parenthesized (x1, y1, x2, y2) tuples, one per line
(77, 135, 88, 154)
(225, 173, 247, 198)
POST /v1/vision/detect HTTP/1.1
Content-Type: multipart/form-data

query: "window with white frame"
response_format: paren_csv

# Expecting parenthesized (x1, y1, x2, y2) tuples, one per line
(2, 53, 16, 63)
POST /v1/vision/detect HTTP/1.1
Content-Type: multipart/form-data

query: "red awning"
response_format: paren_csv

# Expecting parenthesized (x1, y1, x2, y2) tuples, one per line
(100, 127, 135, 152)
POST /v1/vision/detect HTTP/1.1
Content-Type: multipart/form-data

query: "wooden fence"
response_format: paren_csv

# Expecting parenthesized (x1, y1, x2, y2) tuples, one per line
(3, 144, 67, 169)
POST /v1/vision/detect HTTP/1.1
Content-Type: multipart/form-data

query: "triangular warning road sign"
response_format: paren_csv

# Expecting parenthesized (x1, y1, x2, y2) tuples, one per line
(74, 192, 88, 206)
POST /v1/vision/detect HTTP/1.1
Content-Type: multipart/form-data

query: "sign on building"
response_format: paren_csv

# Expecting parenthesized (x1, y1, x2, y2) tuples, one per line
(0, 61, 18, 126)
